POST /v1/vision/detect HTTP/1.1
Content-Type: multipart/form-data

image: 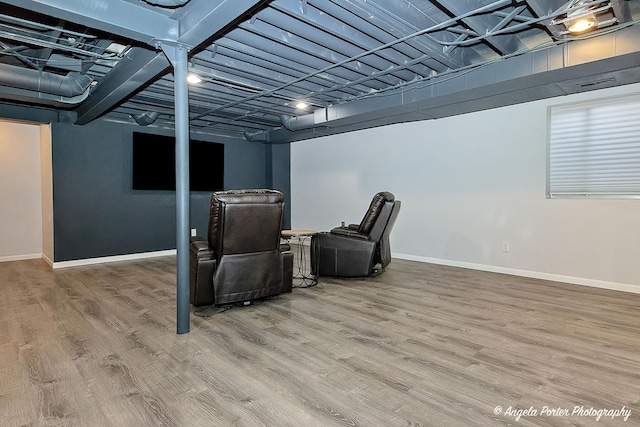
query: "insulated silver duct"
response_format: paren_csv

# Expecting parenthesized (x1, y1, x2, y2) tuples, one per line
(0, 63, 93, 99)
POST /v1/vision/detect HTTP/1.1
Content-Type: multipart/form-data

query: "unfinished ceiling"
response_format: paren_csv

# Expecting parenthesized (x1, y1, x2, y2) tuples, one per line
(0, 0, 639, 143)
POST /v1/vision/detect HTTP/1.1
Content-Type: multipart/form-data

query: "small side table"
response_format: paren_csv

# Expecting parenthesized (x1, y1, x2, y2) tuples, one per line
(281, 229, 319, 288)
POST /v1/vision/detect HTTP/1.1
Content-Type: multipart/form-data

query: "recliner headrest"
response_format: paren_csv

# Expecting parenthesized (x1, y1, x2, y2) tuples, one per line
(208, 189, 284, 249)
(357, 191, 395, 235)
(213, 189, 284, 205)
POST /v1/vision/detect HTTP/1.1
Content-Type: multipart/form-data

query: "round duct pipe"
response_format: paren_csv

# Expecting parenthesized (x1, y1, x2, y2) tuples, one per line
(0, 63, 93, 99)
(279, 113, 316, 131)
(0, 84, 91, 107)
(243, 131, 270, 143)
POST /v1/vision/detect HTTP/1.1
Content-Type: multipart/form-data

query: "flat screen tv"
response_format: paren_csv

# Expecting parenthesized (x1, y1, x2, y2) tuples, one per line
(132, 132, 224, 191)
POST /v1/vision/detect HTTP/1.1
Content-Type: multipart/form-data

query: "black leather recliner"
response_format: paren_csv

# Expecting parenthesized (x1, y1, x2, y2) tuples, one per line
(311, 191, 401, 277)
(189, 189, 293, 307)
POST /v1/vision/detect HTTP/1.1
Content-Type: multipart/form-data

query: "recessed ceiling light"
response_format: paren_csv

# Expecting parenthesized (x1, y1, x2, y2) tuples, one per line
(187, 73, 202, 84)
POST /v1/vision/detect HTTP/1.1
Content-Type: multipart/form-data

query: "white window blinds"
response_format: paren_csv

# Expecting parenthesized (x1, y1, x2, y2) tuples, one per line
(547, 93, 640, 198)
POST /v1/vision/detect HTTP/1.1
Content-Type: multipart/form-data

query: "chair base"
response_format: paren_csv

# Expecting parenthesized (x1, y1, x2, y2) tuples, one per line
(311, 232, 377, 277)
(192, 294, 282, 316)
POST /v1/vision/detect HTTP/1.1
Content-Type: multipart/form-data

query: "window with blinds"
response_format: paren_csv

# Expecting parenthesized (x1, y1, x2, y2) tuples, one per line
(547, 93, 640, 199)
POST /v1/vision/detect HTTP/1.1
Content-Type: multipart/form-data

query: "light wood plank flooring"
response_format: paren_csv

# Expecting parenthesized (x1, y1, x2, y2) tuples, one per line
(1, 255, 639, 426)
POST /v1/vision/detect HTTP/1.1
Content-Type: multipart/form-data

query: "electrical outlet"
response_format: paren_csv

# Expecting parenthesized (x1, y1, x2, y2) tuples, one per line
(191, 228, 197, 237)
(502, 241, 510, 252)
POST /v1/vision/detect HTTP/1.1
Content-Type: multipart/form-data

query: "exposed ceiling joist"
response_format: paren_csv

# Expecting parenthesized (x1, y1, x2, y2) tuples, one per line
(432, 0, 529, 56)
(0, 0, 177, 46)
(74, 0, 268, 125)
(0, 0, 639, 142)
(176, 0, 271, 49)
(526, 0, 570, 38)
(250, 24, 640, 143)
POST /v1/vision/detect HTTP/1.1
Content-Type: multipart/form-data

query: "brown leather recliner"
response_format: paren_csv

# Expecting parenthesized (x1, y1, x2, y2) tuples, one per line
(189, 189, 293, 307)
(311, 191, 401, 277)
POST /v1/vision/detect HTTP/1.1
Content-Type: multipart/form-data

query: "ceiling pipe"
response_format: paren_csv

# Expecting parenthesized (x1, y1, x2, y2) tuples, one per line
(0, 63, 93, 99)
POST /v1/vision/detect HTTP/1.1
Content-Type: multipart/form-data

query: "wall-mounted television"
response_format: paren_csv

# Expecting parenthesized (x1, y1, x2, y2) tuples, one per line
(132, 132, 224, 191)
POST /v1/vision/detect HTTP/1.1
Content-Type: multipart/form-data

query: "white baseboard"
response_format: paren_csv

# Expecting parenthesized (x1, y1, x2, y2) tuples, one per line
(53, 249, 177, 269)
(20, 248, 636, 294)
(0, 253, 42, 263)
(393, 253, 640, 295)
(42, 253, 53, 267)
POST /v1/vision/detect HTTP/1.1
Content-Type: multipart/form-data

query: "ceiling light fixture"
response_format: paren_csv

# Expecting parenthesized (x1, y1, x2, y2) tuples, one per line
(551, 1, 610, 36)
(565, 9, 597, 33)
(295, 101, 308, 109)
(187, 73, 202, 84)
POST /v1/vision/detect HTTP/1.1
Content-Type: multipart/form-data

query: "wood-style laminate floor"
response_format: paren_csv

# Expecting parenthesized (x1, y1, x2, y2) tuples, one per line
(1, 255, 639, 426)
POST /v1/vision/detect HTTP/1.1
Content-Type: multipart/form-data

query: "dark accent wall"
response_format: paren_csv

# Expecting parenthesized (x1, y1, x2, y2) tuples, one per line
(51, 120, 290, 262)
(269, 143, 291, 228)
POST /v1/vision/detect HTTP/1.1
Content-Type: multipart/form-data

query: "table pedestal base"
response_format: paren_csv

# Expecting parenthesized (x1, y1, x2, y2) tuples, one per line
(281, 230, 318, 288)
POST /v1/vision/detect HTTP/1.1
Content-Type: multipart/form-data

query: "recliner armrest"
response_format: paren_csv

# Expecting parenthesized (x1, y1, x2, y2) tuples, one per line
(333, 224, 359, 231)
(280, 242, 291, 252)
(190, 238, 214, 259)
(330, 227, 370, 240)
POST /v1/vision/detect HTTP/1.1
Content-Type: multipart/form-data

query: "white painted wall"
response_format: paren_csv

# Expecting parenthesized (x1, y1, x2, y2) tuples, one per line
(291, 83, 640, 292)
(40, 124, 54, 265)
(0, 120, 43, 261)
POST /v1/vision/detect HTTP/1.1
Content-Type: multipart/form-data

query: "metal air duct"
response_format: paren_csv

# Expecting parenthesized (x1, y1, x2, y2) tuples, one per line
(280, 108, 329, 131)
(0, 63, 93, 101)
(243, 131, 270, 142)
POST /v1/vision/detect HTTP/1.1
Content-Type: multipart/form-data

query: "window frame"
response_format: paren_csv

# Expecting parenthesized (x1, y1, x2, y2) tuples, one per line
(546, 92, 640, 200)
